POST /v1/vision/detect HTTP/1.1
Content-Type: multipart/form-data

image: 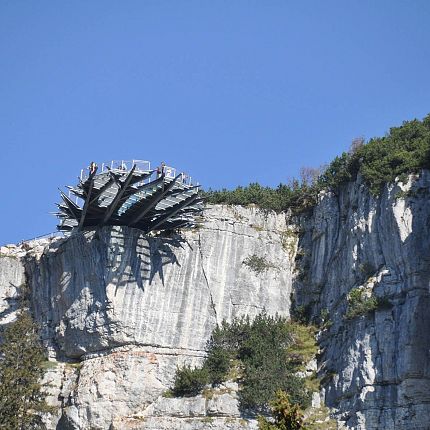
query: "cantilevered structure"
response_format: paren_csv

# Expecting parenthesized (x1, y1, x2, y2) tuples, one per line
(56, 160, 203, 234)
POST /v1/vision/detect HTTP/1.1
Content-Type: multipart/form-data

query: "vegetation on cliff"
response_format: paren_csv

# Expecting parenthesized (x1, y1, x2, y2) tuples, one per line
(0, 286, 52, 429)
(171, 312, 317, 414)
(203, 114, 430, 212)
(257, 389, 305, 430)
(0, 312, 51, 429)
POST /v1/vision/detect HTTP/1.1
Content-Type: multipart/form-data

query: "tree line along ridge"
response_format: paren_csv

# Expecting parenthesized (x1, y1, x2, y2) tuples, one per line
(203, 114, 430, 213)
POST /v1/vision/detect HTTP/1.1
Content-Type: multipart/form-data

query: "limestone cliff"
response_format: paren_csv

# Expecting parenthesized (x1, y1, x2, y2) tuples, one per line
(1, 172, 430, 430)
(292, 171, 430, 430)
(2, 206, 293, 429)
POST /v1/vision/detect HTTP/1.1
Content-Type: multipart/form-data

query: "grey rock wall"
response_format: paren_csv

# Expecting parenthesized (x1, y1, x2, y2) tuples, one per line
(293, 171, 430, 430)
(0, 252, 25, 327)
(23, 205, 293, 429)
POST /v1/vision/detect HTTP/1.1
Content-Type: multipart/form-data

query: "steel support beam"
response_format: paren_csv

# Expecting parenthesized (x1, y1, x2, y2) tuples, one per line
(59, 191, 82, 220)
(77, 172, 96, 231)
(130, 174, 182, 227)
(101, 165, 136, 225)
(145, 193, 199, 232)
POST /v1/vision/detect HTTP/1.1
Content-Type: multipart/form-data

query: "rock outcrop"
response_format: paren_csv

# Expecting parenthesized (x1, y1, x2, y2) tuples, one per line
(293, 171, 430, 430)
(1, 172, 430, 429)
(3, 205, 292, 429)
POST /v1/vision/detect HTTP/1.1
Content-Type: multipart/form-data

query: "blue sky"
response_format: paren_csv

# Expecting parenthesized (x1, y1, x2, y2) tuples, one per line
(1, 1, 430, 244)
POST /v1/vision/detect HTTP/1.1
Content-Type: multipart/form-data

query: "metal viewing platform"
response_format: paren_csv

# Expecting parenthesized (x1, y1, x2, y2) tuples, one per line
(56, 160, 203, 234)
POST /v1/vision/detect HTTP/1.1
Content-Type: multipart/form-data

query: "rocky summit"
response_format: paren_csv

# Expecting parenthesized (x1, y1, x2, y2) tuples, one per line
(1, 171, 430, 430)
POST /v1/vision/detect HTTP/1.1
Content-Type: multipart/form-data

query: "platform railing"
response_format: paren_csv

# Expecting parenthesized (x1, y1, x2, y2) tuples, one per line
(80, 160, 152, 181)
(19, 231, 64, 245)
(78, 160, 197, 187)
(162, 166, 194, 186)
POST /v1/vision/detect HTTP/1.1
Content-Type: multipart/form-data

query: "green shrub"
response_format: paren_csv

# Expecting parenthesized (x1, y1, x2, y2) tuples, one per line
(320, 308, 330, 324)
(172, 365, 209, 397)
(345, 288, 382, 319)
(207, 316, 252, 354)
(205, 347, 231, 385)
(203, 181, 318, 214)
(235, 313, 310, 413)
(258, 390, 305, 430)
(290, 300, 313, 325)
(243, 254, 275, 274)
(171, 312, 315, 413)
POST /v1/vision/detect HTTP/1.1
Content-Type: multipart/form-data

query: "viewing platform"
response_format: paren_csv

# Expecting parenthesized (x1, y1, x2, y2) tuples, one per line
(56, 160, 203, 235)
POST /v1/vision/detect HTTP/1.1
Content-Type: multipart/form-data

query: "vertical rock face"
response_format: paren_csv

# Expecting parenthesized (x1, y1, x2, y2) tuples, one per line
(1, 172, 430, 430)
(294, 171, 430, 430)
(0, 253, 25, 326)
(24, 205, 293, 429)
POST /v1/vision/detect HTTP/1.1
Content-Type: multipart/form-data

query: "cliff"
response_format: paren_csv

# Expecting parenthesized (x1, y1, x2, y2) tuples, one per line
(293, 171, 430, 429)
(0, 172, 429, 429)
(2, 206, 293, 429)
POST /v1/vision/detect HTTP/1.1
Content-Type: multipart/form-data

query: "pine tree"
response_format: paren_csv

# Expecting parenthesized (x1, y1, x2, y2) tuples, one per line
(0, 309, 50, 429)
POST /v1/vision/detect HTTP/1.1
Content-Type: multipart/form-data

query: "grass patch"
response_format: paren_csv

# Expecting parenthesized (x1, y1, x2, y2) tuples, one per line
(201, 416, 214, 423)
(304, 372, 320, 393)
(320, 371, 336, 387)
(280, 229, 298, 257)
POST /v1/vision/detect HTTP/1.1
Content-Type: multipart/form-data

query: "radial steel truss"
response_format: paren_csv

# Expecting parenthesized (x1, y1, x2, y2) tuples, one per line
(56, 160, 203, 234)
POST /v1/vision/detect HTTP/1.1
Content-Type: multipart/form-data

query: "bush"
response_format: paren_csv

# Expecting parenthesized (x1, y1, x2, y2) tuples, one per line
(171, 312, 315, 413)
(203, 181, 319, 214)
(172, 365, 209, 397)
(290, 302, 313, 325)
(359, 262, 376, 279)
(207, 316, 252, 354)
(258, 390, 305, 430)
(236, 313, 308, 413)
(345, 288, 380, 319)
(205, 347, 231, 385)
(356, 117, 430, 194)
(243, 254, 274, 274)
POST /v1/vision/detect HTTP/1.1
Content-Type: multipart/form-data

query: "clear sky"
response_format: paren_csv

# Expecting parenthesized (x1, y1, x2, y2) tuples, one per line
(1, 1, 430, 244)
